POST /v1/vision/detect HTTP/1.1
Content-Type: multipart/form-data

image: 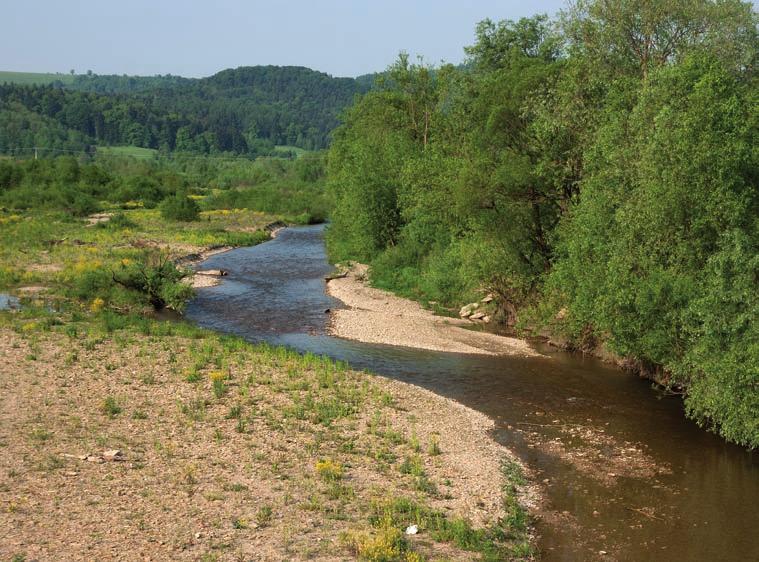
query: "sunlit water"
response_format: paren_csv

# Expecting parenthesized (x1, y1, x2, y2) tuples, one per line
(185, 225, 758, 561)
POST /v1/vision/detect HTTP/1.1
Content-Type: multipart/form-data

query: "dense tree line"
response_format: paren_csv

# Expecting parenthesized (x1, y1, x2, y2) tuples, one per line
(326, 0, 759, 447)
(0, 101, 92, 154)
(69, 73, 192, 94)
(0, 66, 369, 154)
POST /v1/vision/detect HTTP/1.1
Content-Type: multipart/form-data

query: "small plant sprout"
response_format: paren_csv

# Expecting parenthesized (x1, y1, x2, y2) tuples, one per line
(101, 396, 122, 418)
(210, 370, 226, 398)
(256, 505, 273, 528)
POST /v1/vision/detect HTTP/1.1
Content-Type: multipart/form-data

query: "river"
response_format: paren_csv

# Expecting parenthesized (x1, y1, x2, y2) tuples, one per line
(185, 224, 758, 562)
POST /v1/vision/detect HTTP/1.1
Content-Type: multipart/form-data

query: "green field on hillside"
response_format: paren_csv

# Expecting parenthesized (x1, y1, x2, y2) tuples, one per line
(273, 145, 308, 158)
(0, 70, 76, 85)
(96, 145, 158, 159)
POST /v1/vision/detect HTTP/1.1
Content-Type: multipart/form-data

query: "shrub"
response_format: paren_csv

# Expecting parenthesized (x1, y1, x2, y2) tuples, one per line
(255, 505, 273, 528)
(102, 212, 137, 229)
(159, 193, 200, 221)
(101, 396, 122, 418)
(65, 261, 113, 301)
(112, 252, 194, 310)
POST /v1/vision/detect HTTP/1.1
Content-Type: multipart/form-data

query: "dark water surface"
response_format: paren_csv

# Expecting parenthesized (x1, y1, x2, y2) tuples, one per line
(186, 225, 758, 561)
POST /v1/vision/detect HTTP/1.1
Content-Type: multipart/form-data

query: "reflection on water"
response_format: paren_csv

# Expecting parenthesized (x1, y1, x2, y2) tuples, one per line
(186, 225, 758, 562)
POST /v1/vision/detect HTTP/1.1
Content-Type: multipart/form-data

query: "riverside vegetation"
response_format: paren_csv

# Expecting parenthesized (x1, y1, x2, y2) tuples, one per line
(326, 0, 759, 449)
(0, 151, 534, 560)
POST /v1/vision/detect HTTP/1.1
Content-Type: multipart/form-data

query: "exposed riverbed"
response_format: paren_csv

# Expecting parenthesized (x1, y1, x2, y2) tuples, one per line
(326, 263, 538, 356)
(186, 224, 759, 562)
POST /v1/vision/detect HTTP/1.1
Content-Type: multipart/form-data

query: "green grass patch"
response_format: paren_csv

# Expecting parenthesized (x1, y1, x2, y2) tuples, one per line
(96, 146, 158, 159)
(0, 70, 75, 86)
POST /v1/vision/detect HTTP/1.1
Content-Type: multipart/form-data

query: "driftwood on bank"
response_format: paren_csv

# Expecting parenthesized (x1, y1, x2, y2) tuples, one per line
(324, 271, 348, 282)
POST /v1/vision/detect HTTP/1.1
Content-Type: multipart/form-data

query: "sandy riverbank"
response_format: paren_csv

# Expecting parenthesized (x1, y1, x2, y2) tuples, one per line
(326, 264, 540, 357)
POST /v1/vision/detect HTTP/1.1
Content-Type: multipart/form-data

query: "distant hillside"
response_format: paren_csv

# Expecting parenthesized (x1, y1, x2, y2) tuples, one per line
(0, 71, 75, 86)
(0, 66, 373, 155)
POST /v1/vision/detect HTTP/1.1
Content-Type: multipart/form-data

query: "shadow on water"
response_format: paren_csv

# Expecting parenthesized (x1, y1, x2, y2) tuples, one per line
(186, 225, 758, 562)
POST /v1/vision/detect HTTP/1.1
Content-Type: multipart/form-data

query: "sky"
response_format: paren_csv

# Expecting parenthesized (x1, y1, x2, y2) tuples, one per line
(0, 0, 567, 78)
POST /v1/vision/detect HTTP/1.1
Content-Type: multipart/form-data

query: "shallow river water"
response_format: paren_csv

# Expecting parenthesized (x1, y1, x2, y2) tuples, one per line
(186, 225, 758, 561)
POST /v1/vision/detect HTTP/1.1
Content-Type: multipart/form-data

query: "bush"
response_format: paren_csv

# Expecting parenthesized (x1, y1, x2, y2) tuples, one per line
(98, 212, 137, 229)
(159, 194, 200, 221)
(112, 253, 194, 310)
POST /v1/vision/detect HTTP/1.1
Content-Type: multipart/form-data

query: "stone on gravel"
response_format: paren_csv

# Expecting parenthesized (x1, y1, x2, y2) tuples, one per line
(459, 303, 479, 318)
(103, 450, 124, 461)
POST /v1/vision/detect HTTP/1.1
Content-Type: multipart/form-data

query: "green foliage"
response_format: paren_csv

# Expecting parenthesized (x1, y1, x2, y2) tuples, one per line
(201, 154, 329, 222)
(365, 491, 531, 560)
(101, 396, 122, 418)
(103, 212, 137, 229)
(326, 3, 759, 447)
(677, 231, 759, 447)
(327, 55, 434, 262)
(544, 54, 758, 446)
(0, 156, 185, 214)
(112, 253, 194, 311)
(159, 193, 200, 221)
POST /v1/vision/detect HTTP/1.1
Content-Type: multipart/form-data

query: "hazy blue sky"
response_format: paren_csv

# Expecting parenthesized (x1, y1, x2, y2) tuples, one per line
(1, 0, 567, 78)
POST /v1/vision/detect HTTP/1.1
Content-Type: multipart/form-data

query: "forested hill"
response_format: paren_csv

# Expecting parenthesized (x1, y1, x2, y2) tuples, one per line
(0, 66, 371, 155)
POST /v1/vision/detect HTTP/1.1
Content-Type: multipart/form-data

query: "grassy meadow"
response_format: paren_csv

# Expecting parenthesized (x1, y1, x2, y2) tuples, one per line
(96, 146, 159, 159)
(0, 70, 76, 86)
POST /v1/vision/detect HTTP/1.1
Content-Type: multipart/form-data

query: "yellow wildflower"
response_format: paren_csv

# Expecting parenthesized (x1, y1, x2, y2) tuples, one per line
(90, 297, 105, 313)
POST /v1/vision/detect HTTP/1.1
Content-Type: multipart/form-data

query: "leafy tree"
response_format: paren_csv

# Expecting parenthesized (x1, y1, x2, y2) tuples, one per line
(562, 0, 758, 79)
(546, 54, 758, 445)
